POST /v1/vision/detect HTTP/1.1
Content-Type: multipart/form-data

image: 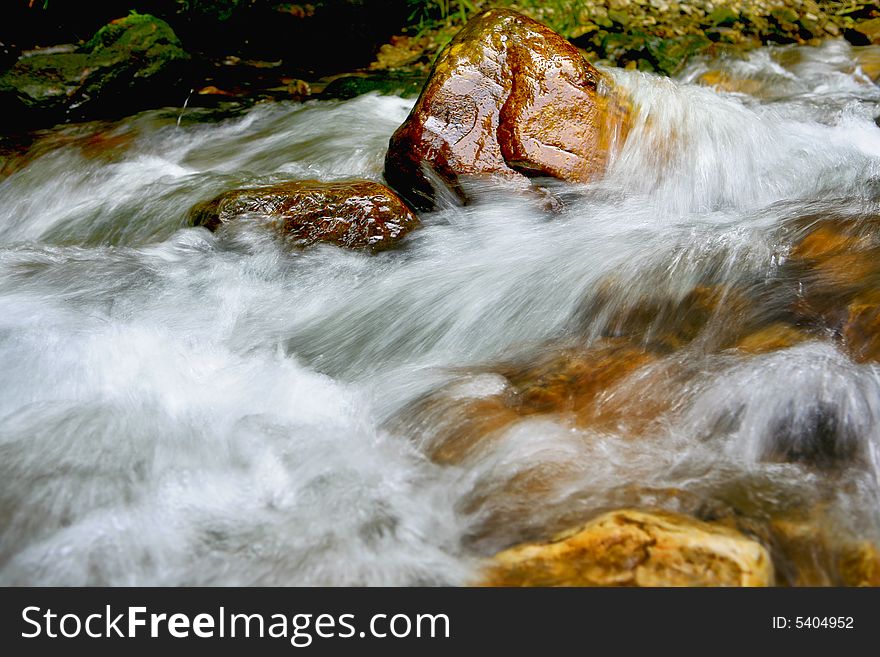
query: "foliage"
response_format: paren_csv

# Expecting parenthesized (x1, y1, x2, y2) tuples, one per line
(175, 0, 255, 22)
(406, 0, 477, 34)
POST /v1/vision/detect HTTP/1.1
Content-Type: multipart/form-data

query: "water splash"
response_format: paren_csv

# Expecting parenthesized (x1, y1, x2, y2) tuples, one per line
(176, 88, 194, 129)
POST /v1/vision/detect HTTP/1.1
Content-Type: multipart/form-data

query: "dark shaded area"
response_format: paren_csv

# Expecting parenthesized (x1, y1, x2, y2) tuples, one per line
(0, 1, 409, 75)
(0, 2, 178, 52)
(0, 13, 191, 128)
(0, 1, 413, 134)
(320, 71, 425, 100)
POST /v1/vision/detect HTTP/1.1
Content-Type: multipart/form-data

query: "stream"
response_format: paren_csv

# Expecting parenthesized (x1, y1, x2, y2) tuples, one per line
(1, 39, 879, 585)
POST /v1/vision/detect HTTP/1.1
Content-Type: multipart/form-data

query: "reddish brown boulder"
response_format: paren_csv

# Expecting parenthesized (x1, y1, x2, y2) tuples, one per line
(188, 179, 419, 250)
(383, 9, 632, 210)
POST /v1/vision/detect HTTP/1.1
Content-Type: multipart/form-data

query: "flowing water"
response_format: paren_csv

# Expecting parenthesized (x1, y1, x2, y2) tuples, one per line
(1, 40, 879, 585)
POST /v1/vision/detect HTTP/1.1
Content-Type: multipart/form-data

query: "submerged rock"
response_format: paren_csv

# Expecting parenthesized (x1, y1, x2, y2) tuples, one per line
(766, 516, 880, 587)
(398, 338, 663, 467)
(645, 34, 713, 76)
(383, 9, 632, 210)
(784, 215, 880, 345)
(697, 70, 770, 96)
(479, 509, 773, 587)
(734, 323, 809, 355)
(843, 290, 880, 363)
(0, 13, 190, 126)
(188, 180, 419, 250)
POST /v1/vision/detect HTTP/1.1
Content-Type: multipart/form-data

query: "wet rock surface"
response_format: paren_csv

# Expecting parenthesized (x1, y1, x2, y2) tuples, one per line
(189, 179, 420, 250)
(479, 509, 774, 586)
(384, 9, 632, 210)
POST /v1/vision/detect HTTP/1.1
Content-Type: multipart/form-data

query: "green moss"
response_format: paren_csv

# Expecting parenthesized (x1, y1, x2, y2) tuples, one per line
(0, 53, 94, 111)
(600, 31, 647, 63)
(175, 0, 246, 22)
(708, 7, 739, 28)
(84, 12, 184, 53)
(607, 9, 630, 28)
(644, 34, 712, 76)
(770, 7, 799, 26)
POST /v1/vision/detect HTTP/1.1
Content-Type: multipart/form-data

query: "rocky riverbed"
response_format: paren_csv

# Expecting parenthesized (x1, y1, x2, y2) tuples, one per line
(373, 2, 880, 75)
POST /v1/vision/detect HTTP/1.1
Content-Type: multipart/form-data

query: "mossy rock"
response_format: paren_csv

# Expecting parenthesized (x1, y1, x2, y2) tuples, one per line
(598, 30, 714, 75)
(607, 9, 630, 29)
(599, 31, 648, 64)
(320, 72, 426, 100)
(770, 7, 800, 26)
(644, 35, 713, 76)
(0, 13, 190, 126)
(708, 7, 740, 27)
(84, 12, 182, 53)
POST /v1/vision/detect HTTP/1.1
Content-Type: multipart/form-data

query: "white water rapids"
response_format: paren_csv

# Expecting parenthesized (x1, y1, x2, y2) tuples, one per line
(1, 40, 879, 585)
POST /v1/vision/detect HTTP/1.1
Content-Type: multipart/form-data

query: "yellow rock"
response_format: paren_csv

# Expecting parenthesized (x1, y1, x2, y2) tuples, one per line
(843, 290, 880, 363)
(769, 515, 880, 586)
(790, 222, 859, 260)
(838, 542, 880, 587)
(698, 70, 767, 96)
(853, 46, 880, 83)
(735, 323, 809, 354)
(479, 509, 773, 587)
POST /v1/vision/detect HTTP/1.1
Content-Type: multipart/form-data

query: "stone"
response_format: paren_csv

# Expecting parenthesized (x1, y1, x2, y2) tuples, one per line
(589, 284, 752, 351)
(698, 70, 768, 96)
(188, 180, 419, 250)
(838, 542, 880, 586)
(644, 35, 713, 76)
(0, 13, 190, 126)
(853, 46, 880, 83)
(842, 290, 880, 363)
(383, 9, 632, 210)
(426, 396, 521, 466)
(500, 340, 658, 429)
(479, 509, 774, 586)
(846, 18, 880, 46)
(370, 35, 431, 71)
(396, 338, 665, 468)
(783, 217, 880, 335)
(767, 516, 880, 586)
(708, 7, 740, 27)
(735, 323, 809, 354)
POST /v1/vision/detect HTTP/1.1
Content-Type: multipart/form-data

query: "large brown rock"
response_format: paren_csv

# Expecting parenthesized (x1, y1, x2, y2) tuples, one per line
(479, 509, 773, 587)
(383, 9, 632, 210)
(189, 180, 419, 250)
